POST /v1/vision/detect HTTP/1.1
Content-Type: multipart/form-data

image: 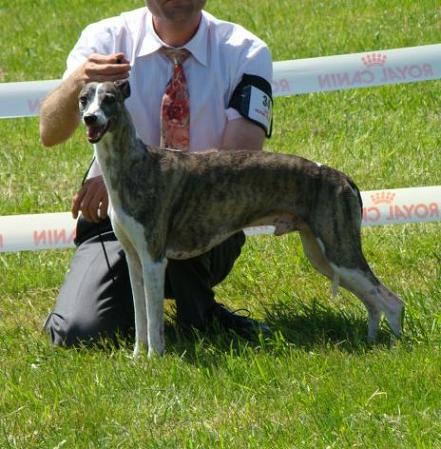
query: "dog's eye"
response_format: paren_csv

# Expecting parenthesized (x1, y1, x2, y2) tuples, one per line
(104, 94, 116, 104)
(79, 96, 88, 106)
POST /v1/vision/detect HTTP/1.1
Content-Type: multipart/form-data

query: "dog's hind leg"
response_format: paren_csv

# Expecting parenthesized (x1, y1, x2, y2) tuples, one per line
(329, 264, 404, 343)
(299, 226, 404, 342)
(299, 227, 335, 280)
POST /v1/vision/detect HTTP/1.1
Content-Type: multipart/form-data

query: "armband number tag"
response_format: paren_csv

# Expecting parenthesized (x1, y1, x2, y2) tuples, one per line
(248, 86, 272, 132)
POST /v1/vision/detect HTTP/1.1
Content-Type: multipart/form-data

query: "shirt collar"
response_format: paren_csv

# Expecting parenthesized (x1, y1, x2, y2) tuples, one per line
(137, 9, 209, 66)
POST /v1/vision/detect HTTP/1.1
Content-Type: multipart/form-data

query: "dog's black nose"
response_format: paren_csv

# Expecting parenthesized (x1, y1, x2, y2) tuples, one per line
(84, 114, 97, 125)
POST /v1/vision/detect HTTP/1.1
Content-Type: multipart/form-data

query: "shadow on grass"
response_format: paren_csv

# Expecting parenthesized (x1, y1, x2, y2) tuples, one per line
(263, 299, 379, 351)
(54, 299, 392, 363)
(162, 299, 394, 365)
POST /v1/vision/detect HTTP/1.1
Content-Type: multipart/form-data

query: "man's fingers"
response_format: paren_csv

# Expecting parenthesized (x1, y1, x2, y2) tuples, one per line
(82, 53, 131, 83)
(84, 184, 108, 223)
(88, 52, 128, 64)
(84, 62, 130, 79)
(99, 194, 109, 220)
(88, 72, 130, 83)
(71, 186, 86, 219)
(81, 185, 101, 223)
(71, 176, 109, 223)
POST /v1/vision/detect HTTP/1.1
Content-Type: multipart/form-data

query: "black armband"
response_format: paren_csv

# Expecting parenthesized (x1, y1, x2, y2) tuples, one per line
(228, 74, 273, 138)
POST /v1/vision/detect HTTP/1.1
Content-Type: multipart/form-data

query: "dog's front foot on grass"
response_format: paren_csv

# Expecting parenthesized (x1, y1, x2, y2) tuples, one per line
(148, 335, 165, 357)
(133, 340, 165, 358)
(133, 340, 149, 359)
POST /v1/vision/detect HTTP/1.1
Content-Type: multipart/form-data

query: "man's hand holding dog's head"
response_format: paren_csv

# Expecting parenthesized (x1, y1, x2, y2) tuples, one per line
(39, 53, 130, 147)
(72, 52, 131, 86)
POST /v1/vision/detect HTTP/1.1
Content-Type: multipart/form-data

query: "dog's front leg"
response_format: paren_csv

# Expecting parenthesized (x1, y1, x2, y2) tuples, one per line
(125, 252, 148, 357)
(142, 255, 168, 357)
(112, 221, 149, 357)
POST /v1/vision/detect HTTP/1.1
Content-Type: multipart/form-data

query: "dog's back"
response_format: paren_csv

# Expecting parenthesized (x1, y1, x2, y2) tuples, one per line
(111, 145, 361, 261)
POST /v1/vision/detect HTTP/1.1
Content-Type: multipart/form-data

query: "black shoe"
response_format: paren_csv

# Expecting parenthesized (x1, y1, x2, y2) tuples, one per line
(210, 303, 271, 340)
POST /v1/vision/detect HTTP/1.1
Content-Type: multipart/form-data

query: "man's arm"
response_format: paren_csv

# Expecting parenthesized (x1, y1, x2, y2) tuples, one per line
(40, 53, 130, 222)
(39, 76, 83, 147)
(220, 117, 266, 151)
(39, 53, 130, 147)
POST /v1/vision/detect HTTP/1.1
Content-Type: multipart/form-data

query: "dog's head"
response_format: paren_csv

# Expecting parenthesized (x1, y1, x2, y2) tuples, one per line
(79, 80, 131, 143)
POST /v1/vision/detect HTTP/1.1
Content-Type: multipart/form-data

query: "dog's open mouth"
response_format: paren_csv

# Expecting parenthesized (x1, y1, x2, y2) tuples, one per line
(86, 124, 109, 144)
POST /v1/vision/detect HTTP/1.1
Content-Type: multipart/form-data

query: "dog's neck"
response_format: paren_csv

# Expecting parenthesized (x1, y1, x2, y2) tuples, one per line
(93, 105, 146, 208)
(103, 107, 136, 154)
(96, 104, 144, 166)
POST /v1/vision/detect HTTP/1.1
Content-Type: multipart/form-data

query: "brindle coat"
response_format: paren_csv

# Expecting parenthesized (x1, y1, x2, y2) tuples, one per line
(79, 80, 404, 356)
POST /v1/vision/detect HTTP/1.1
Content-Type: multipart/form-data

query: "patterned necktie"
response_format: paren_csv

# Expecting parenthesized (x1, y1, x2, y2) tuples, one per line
(160, 47, 191, 151)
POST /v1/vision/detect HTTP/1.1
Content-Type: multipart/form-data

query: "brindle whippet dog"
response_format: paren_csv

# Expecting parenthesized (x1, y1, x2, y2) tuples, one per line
(79, 80, 404, 357)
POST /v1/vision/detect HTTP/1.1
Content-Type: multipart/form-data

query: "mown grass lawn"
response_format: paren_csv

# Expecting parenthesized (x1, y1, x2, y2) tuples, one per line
(1, 1, 440, 448)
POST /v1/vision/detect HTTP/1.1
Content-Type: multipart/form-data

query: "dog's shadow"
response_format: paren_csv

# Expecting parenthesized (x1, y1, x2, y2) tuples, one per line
(85, 300, 390, 361)
(164, 299, 391, 364)
(262, 299, 379, 350)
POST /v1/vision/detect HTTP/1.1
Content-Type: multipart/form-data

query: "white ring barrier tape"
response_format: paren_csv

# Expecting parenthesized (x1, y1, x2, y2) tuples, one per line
(0, 80, 60, 119)
(0, 186, 439, 253)
(0, 45, 439, 252)
(0, 44, 440, 118)
(272, 43, 441, 96)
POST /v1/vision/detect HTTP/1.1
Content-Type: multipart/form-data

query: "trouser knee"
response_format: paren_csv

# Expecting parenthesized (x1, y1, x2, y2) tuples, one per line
(44, 312, 120, 347)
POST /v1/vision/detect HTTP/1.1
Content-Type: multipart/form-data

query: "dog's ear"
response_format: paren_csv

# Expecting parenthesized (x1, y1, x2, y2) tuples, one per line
(114, 80, 131, 100)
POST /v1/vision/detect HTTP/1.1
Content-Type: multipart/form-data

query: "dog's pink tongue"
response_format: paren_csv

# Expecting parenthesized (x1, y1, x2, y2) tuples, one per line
(87, 126, 102, 142)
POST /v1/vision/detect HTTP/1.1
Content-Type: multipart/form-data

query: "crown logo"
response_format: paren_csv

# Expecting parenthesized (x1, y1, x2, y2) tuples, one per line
(371, 191, 396, 205)
(362, 53, 387, 67)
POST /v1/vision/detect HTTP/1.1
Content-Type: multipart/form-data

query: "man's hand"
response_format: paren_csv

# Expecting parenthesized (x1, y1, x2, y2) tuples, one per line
(39, 53, 131, 147)
(73, 52, 131, 84)
(72, 176, 109, 223)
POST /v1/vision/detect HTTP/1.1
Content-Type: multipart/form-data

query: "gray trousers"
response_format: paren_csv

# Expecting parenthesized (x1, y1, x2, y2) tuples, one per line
(44, 217, 245, 346)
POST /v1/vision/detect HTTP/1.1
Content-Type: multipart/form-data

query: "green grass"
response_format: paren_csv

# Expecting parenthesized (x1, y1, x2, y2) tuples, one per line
(1, 1, 441, 447)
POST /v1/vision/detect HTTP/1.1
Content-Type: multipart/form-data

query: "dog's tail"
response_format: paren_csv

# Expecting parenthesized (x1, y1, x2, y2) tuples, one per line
(347, 176, 363, 214)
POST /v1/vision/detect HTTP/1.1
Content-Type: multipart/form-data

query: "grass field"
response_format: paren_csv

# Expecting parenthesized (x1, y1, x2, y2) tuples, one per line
(1, 0, 441, 447)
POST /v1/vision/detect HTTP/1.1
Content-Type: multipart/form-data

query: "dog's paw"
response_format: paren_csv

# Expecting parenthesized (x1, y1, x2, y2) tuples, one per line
(133, 341, 148, 359)
(147, 344, 165, 358)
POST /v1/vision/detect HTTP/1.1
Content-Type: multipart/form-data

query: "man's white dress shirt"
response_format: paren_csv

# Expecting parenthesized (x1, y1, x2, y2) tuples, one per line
(64, 7, 273, 176)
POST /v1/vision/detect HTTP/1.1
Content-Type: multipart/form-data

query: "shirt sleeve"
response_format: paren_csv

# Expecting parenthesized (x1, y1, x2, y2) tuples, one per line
(225, 39, 273, 122)
(63, 21, 118, 80)
(87, 155, 102, 178)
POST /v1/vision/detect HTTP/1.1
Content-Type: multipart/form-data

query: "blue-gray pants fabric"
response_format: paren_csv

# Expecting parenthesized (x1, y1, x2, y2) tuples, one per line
(44, 217, 245, 346)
